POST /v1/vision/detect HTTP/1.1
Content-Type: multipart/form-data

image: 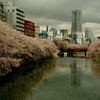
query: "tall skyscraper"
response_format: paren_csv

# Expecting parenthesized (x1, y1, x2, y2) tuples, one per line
(71, 9, 82, 34)
(85, 27, 90, 38)
(85, 27, 94, 41)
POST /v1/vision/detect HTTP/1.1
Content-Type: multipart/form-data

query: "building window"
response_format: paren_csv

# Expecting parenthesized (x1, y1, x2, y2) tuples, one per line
(12, 10, 14, 12)
(74, 12, 76, 22)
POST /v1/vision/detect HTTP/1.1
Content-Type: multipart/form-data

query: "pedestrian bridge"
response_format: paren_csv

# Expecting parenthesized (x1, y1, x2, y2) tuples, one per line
(58, 49, 89, 58)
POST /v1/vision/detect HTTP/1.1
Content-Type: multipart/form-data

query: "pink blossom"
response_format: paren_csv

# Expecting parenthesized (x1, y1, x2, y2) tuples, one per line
(67, 44, 88, 50)
(0, 21, 57, 76)
(88, 40, 100, 52)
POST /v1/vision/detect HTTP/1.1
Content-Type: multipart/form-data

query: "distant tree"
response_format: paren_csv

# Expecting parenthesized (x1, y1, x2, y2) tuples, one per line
(57, 41, 68, 52)
(88, 40, 100, 59)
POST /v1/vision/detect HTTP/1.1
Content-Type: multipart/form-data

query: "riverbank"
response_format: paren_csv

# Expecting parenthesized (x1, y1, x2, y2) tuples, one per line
(0, 21, 57, 76)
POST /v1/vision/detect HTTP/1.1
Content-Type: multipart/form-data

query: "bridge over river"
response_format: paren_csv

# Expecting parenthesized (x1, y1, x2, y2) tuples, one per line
(58, 48, 88, 58)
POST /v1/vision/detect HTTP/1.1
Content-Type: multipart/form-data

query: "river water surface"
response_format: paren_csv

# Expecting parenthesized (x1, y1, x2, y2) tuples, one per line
(0, 57, 100, 100)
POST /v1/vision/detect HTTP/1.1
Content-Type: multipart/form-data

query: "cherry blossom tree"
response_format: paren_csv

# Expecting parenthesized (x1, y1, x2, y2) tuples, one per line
(67, 44, 88, 51)
(88, 40, 100, 59)
(57, 40, 88, 52)
(88, 40, 100, 52)
(0, 21, 57, 76)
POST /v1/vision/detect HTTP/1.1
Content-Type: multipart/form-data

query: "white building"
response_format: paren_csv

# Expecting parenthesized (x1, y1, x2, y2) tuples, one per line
(77, 32, 83, 44)
(36, 26, 40, 37)
(54, 33, 63, 41)
(5, 11, 13, 28)
(85, 27, 95, 42)
(47, 31, 54, 41)
(5, 1, 25, 33)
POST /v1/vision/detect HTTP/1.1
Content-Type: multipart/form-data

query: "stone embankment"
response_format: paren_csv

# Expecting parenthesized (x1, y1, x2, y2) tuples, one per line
(0, 21, 57, 76)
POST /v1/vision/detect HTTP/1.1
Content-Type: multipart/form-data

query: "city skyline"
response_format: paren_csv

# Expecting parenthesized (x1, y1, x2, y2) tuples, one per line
(4, 0, 100, 37)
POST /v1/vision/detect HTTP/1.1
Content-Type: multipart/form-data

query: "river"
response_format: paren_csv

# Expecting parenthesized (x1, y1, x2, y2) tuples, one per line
(0, 57, 100, 100)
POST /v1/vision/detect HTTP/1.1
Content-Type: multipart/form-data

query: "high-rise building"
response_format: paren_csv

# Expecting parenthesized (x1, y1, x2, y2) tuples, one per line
(5, 1, 25, 33)
(71, 9, 82, 34)
(50, 28, 57, 37)
(85, 27, 92, 38)
(60, 29, 68, 36)
(36, 25, 40, 37)
(0, 0, 5, 21)
(85, 27, 94, 41)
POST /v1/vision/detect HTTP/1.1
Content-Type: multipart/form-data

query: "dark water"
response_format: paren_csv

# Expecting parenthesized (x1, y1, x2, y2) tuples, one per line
(0, 57, 100, 100)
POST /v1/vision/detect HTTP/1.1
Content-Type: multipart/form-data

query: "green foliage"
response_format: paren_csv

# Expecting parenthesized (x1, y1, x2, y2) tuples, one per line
(57, 41, 68, 51)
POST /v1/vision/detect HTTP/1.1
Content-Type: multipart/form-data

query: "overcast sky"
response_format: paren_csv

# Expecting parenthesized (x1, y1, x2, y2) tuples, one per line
(4, 0, 100, 36)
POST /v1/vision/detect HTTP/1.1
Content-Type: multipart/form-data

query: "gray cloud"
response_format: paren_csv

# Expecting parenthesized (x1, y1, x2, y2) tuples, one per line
(4, 0, 100, 34)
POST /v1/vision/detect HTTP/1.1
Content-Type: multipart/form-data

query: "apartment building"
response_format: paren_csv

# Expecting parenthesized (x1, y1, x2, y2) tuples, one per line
(24, 19, 36, 37)
(5, 11, 13, 28)
(0, 0, 5, 21)
(5, 1, 25, 33)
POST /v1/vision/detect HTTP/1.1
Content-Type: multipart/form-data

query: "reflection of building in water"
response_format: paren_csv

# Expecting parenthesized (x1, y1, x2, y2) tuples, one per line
(71, 63, 81, 86)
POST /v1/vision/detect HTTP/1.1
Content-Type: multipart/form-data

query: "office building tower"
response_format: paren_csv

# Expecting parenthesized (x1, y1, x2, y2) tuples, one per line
(85, 27, 94, 41)
(50, 28, 57, 37)
(71, 9, 82, 34)
(5, 1, 25, 33)
(85, 27, 90, 38)
(60, 29, 68, 36)
(0, 0, 5, 21)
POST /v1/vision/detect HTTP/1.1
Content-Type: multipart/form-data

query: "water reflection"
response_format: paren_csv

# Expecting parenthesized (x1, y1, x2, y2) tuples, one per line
(0, 59, 56, 100)
(90, 59, 100, 78)
(71, 62, 82, 87)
